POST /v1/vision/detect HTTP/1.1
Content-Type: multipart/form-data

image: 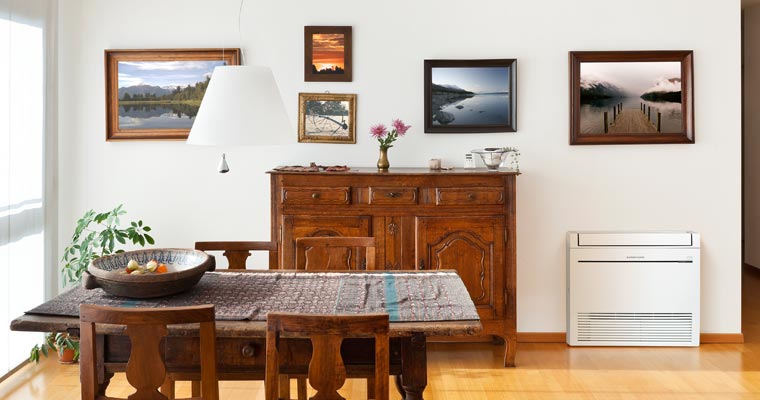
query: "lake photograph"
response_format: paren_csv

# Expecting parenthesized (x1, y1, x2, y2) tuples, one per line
(580, 61, 683, 134)
(117, 60, 226, 130)
(430, 66, 511, 127)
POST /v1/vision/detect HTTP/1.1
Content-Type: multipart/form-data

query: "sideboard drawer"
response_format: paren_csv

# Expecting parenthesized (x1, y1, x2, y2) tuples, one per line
(281, 187, 351, 205)
(369, 187, 418, 205)
(435, 187, 505, 205)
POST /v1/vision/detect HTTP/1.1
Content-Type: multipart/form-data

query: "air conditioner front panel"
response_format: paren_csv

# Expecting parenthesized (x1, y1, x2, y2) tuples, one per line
(567, 231, 700, 347)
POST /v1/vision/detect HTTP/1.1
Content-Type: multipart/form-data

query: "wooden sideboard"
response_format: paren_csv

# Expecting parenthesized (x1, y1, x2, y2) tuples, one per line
(268, 167, 518, 366)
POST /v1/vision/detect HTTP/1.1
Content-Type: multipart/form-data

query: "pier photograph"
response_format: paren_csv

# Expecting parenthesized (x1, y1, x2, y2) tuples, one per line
(569, 51, 694, 145)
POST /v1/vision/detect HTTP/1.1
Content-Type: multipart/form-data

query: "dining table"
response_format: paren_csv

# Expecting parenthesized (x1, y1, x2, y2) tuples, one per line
(10, 269, 481, 400)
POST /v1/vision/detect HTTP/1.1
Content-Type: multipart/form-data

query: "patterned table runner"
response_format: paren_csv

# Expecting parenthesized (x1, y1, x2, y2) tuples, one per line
(26, 271, 479, 322)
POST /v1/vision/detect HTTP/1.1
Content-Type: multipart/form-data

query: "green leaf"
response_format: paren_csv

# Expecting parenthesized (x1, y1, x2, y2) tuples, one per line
(145, 234, 154, 245)
(143, 226, 151, 232)
(138, 220, 143, 227)
(138, 236, 145, 246)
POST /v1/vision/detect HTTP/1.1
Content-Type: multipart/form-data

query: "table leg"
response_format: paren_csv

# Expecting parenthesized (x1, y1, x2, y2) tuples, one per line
(399, 333, 427, 400)
(394, 375, 406, 398)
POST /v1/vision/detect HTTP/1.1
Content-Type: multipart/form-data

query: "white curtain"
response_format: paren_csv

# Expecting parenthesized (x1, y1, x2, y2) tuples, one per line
(0, 0, 52, 375)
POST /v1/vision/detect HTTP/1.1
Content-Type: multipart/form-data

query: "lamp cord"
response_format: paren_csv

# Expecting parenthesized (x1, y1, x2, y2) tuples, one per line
(237, 0, 245, 65)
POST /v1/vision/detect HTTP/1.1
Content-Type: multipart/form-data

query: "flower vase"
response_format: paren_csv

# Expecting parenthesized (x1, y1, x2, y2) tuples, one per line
(377, 148, 390, 170)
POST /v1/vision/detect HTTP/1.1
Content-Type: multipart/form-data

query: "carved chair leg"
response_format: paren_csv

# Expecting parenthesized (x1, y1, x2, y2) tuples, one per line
(503, 334, 517, 368)
(394, 375, 406, 398)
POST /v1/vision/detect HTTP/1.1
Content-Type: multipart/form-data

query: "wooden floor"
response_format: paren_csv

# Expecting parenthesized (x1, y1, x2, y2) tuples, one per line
(3, 266, 760, 399)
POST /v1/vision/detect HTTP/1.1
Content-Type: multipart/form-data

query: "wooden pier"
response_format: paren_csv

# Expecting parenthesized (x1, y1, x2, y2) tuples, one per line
(608, 110, 658, 134)
(602, 102, 661, 134)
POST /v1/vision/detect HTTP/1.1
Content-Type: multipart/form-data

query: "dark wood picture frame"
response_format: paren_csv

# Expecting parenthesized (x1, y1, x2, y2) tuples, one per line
(105, 48, 240, 141)
(304, 26, 352, 82)
(424, 59, 516, 134)
(298, 92, 357, 144)
(569, 50, 694, 145)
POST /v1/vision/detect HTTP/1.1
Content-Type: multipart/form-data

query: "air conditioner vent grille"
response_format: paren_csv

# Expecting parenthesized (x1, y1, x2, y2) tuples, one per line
(576, 312, 693, 343)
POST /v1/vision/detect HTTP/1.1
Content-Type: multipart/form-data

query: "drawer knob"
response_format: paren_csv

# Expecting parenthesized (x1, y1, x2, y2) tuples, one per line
(386, 192, 399, 198)
(311, 193, 320, 199)
(467, 193, 476, 200)
(241, 343, 256, 358)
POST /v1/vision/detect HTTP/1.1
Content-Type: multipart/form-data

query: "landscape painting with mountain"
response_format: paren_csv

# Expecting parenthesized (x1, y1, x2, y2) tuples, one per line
(425, 59, 516, 133)
(116, 60, 226, 130)
(579, 61, 683, 134)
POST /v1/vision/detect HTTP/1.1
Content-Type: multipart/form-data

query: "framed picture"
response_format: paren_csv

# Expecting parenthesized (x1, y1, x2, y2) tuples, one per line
(298, 93, 356, 143)
(424, 59, 516, 133)
(105, 48, 241, 141)
(569, 50, 694, 145)
(304, 26, 352, 82)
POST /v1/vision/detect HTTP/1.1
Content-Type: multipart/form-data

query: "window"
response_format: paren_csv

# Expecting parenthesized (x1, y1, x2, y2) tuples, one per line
(0, 0, 53, 375)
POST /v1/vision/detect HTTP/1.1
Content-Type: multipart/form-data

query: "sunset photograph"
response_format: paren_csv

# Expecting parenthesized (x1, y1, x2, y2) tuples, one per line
(311, 33, 345, 74)
(304, 26, 352, 81)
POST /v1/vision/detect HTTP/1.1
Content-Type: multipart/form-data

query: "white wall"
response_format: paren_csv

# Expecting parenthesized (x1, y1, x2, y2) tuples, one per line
(745, 6, 760, 268)
(57, 0, 742, 333)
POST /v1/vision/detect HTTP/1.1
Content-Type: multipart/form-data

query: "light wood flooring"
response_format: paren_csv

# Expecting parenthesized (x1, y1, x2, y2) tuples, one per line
(3, 266, 760, 399)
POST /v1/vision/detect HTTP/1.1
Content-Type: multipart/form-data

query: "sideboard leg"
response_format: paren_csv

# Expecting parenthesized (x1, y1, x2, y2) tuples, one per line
(399, 333, 427, 400)
(161, 376, 176, 399)
(503, 334, 517, 368)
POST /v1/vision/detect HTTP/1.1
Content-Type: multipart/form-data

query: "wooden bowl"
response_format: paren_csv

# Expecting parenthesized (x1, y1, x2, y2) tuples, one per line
(83, 248, 216, 298)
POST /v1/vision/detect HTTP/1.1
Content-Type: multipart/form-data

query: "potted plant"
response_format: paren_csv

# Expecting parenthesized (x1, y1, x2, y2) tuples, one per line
(29, 332, 79, 364)
(29, 204, 154, 364)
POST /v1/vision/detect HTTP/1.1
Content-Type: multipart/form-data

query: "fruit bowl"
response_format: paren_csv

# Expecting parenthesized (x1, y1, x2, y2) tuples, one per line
(83, 248, 216, 298)
(471, 148, 514, 170)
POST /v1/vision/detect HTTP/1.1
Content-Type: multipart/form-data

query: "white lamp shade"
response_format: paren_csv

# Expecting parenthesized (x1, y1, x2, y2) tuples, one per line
(187, 65, 292, 146)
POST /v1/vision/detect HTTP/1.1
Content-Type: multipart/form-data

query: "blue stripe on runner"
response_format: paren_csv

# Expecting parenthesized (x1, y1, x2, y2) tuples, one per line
(383, 273, 400, 322)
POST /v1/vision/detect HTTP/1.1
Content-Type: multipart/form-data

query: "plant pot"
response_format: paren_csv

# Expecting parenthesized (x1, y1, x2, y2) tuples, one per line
(58, 348, 77, 364)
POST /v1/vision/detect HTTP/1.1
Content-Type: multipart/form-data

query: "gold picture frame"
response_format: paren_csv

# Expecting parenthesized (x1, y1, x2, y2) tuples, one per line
(298, 93, 356, 144)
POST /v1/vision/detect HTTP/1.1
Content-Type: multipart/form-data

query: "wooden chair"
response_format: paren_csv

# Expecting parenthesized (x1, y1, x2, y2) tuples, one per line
(295, 237, 376, 270)
(79, 304, 219, 400)
(265, 313, 390, 400)
(195, 241, 277, 269)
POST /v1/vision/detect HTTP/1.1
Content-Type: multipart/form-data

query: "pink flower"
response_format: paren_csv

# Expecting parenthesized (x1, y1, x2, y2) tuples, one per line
(370, 124, 388, 138)
(392, 119, 411, 136)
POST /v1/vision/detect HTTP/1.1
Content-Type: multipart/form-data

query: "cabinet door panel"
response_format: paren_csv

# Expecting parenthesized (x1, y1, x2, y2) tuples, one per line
(416, 216, 505, 319)
(379, 216, 414, 270)
(282, 215, 371, 270)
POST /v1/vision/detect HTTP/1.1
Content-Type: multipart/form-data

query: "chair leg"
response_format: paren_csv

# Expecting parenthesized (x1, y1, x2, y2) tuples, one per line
(297, 377, 308, 400)
(367, 378, 376, 400)
(191, 380, 201, 397)
(279, 375, 291, 400)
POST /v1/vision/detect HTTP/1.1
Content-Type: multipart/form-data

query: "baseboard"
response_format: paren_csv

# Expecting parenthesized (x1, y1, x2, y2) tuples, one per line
(516, 332, 744, 344)
(517, 332, 566, 343)
(699, 333, 745, 343)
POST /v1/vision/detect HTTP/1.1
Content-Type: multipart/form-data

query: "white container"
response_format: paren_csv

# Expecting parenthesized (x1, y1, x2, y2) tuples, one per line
(566, 231, 700, 347)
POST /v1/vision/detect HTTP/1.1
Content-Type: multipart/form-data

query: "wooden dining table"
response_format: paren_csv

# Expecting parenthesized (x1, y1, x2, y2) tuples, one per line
(10, 269, 481, 400)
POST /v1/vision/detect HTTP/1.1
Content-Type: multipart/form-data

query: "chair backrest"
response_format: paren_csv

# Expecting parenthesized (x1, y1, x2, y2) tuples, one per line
(295, 237, 376, 270)
(79, 304, 219, 400)
(265, 313, 389, 400)
(195, 241, 277, 269)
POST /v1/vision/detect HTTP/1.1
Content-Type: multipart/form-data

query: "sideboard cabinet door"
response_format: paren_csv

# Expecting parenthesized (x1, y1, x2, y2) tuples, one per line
(415, 216, 506, 320)
(281, 215, 372, 270)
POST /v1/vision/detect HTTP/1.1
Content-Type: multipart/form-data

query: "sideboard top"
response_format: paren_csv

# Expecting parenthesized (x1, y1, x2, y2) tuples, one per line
(268, 167, 520, 176)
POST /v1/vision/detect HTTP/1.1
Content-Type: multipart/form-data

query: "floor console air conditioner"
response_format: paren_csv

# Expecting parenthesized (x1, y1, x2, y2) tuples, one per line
(567, 231, 700, 347)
